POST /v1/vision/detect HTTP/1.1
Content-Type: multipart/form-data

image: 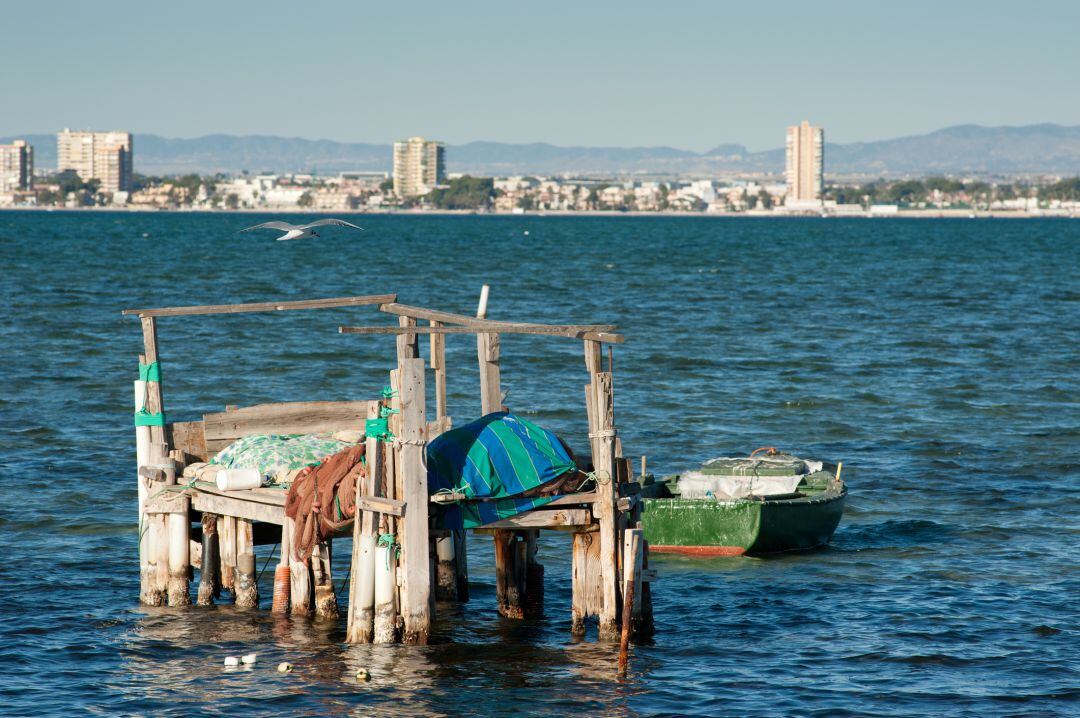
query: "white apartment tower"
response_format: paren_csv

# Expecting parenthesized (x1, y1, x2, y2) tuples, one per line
(0, 140, 33, 192)
(785, 121, 824, 202)
(393, 137, 445, 197)
(57, 129, 134, 192)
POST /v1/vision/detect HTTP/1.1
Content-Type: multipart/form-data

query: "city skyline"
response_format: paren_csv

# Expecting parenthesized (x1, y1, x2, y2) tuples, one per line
(1, 1, 1078, 152)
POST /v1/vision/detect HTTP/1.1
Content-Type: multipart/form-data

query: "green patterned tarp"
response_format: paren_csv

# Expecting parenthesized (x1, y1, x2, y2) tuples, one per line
(210, 433, 357, 483)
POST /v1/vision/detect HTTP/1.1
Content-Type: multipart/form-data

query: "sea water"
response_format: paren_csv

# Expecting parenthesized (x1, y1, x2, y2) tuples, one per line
(0, 213, 1076, 717)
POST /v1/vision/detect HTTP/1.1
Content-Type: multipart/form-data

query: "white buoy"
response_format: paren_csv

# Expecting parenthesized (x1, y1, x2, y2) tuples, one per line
(223, 656, 240, 667)
(277, 662, 293, 673)
(355, 668, 371, 681)
(241, 653, 257, 665)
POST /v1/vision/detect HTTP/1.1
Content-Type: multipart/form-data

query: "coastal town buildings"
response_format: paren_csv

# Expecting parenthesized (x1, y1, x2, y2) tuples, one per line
(0, 140, 33, 192)
(785, 121, 824, 205)
(393, 137, 445, 197)
(56, 129, 134, 192)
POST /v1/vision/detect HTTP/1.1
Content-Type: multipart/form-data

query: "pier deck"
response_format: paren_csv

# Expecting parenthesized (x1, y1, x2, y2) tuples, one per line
(125, 291, 653, 649)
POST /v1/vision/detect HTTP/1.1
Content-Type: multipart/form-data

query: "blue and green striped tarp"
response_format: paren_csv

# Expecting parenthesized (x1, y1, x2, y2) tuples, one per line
(426, 412, 576, 529)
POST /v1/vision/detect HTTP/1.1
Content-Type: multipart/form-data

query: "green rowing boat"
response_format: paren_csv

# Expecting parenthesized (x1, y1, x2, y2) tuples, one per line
(638, 451, 846, 556)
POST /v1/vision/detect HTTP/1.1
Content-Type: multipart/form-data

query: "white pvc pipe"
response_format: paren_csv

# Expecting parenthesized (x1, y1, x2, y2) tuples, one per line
(436, 535, 455, 561)
(358, 534, 376, 612)
(476, 284, 490, 319)
(374, 545, 394, 606)
(168, 512, 189, 573)
(216, 468, 262, 491)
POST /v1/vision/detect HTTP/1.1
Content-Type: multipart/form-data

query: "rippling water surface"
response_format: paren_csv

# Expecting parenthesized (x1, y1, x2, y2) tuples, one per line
(0, 213, 1076, 717)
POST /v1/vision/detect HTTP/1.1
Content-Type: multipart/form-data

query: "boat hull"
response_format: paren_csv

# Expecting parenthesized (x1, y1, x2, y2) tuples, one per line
(641, 483, 846, 556)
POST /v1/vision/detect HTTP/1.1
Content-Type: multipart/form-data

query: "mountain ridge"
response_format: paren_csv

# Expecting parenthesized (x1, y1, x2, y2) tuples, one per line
(4, 123, 1079, 176)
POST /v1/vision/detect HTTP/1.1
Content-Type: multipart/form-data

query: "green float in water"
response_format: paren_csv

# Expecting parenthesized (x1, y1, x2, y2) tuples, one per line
(639, 452, 846, 556)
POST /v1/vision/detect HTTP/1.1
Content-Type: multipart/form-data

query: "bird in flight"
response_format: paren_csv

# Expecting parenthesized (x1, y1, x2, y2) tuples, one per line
(239, 218, 362, 241)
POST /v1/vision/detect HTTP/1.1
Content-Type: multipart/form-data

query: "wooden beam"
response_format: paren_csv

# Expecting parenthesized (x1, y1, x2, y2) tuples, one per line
(203, 401, 374, 448)
(476, 509, 592, 529)
(190, 491, 285, 525)
(380, 302, 618, 332)
(340, 324, 624, 343)
(123, 293, 396, 318)
(356, 495, 405, 518)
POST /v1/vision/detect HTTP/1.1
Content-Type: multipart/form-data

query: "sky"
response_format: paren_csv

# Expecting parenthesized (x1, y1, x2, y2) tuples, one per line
(1, 0, 1078, 152)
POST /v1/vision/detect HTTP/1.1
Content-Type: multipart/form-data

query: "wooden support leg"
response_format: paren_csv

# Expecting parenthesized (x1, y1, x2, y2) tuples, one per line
(286, 517, 312, 616)
(571, 531, 602, 636)
(398, 358, 431, 644)
(618, 529, 643, 675)
(219, 516, 236, 595)
(453, 529, 470, 601)
(435, 534, 458, 601)
(494, 529, 524, 619)
(524, 529, 543, 618)
(312, 540, 339, 620)
(167, 497, 192, 606)
(197, 513, 219, 606)
(234, 518, 259, 609)
(592, 373, 621, 641)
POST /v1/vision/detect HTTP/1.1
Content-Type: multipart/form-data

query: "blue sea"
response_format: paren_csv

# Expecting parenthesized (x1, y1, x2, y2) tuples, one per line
(0, 212, 1076, 717)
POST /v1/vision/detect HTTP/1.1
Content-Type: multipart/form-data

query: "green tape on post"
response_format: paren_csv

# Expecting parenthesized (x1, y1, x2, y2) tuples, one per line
(134, 409, 166, 427)
(138, 362, 161, 382)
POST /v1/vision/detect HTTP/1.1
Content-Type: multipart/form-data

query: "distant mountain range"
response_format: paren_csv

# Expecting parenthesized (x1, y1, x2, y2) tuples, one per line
(4, 124, 1079, 177)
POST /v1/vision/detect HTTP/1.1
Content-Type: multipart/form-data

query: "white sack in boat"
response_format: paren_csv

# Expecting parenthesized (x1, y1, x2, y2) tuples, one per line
(677, 471, 803, 499)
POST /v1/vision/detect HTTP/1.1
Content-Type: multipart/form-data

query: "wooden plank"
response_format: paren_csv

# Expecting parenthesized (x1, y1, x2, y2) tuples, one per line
(356, 495, 405, 518)
(381, 302, 618, 333)
(398, 358, 430, 644)
(166, 421, 207, 462)
(341, 324, 624, 343)
(476, 509, 591, 529)
(191, 481, 286, 507)
(543, 492, 597, 507)
(191, 491, 285, 524)
(123, 293, 397, 318)
(203, 400, 374, 443)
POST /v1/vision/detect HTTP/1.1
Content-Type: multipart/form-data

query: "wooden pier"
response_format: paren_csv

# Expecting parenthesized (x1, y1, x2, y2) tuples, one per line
(125, 292, 653, 646)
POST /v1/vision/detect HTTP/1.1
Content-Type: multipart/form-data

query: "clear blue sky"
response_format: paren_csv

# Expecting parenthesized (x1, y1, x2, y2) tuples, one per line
(1, 0, 1077, 151)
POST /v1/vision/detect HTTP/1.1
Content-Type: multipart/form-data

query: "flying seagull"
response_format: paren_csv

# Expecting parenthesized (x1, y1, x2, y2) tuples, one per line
(239, 218, 362, 241)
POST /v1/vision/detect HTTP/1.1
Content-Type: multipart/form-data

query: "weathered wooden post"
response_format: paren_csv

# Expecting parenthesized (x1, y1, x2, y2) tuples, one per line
(287, 516, 312, 615)
(373, 370, 402, 644)
(234, 518, 259, 608)
(197, 512, 219, 605)
(592, 371, 621, 640)
(398, 357, 432, 644)
(136, 315, 171, 607)
(312, 540, 338, 619)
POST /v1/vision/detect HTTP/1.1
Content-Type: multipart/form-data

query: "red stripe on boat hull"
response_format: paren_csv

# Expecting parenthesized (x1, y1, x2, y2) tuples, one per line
(650, 545, 747, 557)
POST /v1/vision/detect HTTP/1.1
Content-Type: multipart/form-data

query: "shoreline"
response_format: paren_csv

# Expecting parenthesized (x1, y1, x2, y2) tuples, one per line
(0, 206, 1074, 219)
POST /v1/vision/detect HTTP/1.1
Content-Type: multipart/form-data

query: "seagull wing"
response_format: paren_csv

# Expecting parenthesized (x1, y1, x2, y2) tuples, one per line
(299, 218, 363, 230)
(239, 221, 298, 232)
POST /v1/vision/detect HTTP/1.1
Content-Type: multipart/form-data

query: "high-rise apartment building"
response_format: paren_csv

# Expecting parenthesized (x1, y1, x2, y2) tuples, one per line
(392, 137, 445, 197)
(0, 140, 33, 192)
(57, 129, 134, 192)
(785, 121, 824, 202)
